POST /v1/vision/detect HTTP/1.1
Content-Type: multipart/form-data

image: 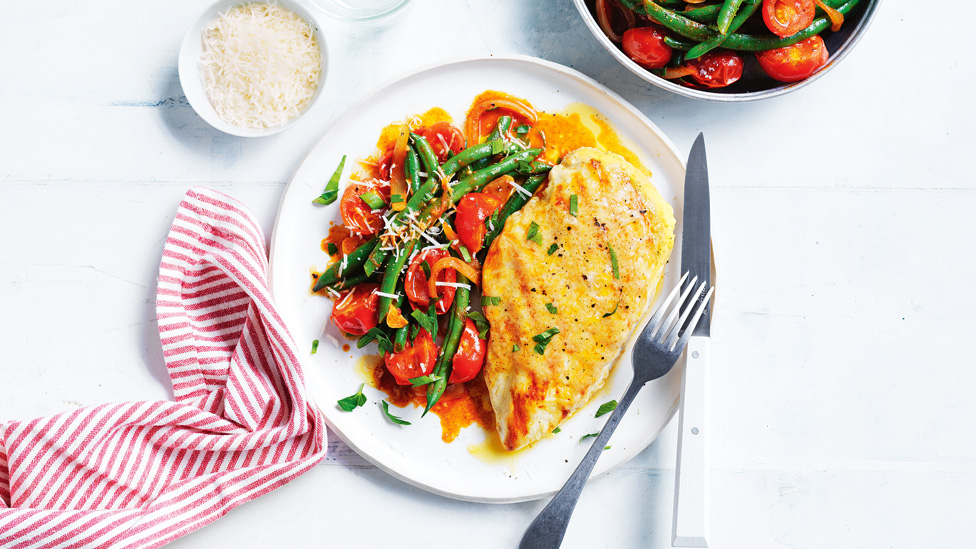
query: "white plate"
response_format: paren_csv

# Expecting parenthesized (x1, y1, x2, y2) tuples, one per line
(269, 55, 687, 503)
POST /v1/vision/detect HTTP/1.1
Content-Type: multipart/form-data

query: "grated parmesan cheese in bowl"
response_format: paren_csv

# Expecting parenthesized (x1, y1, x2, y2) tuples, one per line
(179, 0, 326, 136)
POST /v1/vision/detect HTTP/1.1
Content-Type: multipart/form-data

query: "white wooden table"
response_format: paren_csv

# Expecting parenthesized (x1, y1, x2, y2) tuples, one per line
(2, 1, 973, 547)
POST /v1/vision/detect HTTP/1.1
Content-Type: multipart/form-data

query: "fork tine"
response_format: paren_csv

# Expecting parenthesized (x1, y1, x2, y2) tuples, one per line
(646, 271, 689, 338)
(673, 285, 715, 352)
(658, 275, 697, 344)
(665, 280, 707, 350)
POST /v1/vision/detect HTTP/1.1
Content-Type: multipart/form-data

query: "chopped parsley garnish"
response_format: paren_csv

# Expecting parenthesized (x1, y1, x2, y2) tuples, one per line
(337, 383, 367, 412)
(532, 327, 560, 355)
(545, 302, 558, 314)
(533, 327, 561, 342)
(410, 308, 437, 335)
(482, 295, 501, 307)
(381, 400, 411, 425)
(313, 155, 346, 205)
(547, 243, 559, 255)
(579, 432, 599, 443)
(569, 194, 579, 216)
(602, 301, 619, 318)
(608, 244, 620, 279)
(358, 192, 386, 210)
(390, 193, 404, 205)
(526, 221, 544, 245)
(488, 138, 506, 154)
(595, 400, 617, 418)
(468, 311, 490, 340)
(311, 339, 319, 354)
(512, 344, 520, 352)
(516, 124, 531, 135)
(459, 245, 472, 262)
(408, 374, 443, 387)
(420, 260, 432, 278)
(326, 242, 339, 256)
(552, 427, 561, 434)
(357, 327, 393, 354)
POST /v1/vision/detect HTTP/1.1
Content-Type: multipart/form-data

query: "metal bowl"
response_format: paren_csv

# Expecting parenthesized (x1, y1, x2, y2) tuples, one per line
(572, 0, 881, 101)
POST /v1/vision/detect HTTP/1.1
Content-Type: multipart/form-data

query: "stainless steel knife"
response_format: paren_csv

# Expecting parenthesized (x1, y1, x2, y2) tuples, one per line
(672, 133, 712, 548)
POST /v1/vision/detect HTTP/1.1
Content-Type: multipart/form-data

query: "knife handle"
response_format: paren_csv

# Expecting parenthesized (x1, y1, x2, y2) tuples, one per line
(672, 335, 710, 547)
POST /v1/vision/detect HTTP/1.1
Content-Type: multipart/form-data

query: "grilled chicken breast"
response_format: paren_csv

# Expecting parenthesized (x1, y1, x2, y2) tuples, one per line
(482, 147, 675, 451)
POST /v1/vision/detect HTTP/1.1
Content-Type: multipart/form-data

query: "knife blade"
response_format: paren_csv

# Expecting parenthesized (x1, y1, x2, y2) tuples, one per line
(672, 133, 712, 548)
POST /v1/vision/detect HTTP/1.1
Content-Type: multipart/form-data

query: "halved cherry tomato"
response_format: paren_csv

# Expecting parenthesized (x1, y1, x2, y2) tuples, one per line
(455, 193, 504, 254)
(762, 0, 815, 38)
(330, 283, 380, 335)
(339, 178, 390, 235)
(687, 50, 745, 89)
(756, 35, 829, 82)
(419, 122, 466, 163)
(449, 319, 486, 384)
(404, 248, 457, 315)
(621, 27, 672, 70)
(384, 328, 437, 385)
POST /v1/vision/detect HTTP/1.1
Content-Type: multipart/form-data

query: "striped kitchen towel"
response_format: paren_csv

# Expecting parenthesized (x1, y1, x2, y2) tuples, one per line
(0, 187, 326, 547)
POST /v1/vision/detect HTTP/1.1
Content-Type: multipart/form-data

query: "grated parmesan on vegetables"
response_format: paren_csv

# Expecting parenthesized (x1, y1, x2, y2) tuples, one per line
(200, 3, 321, 129)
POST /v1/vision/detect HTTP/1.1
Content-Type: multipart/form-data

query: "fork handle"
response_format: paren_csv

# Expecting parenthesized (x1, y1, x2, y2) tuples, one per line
(672, 335, 710, 547)
(518, 381, 641, 549)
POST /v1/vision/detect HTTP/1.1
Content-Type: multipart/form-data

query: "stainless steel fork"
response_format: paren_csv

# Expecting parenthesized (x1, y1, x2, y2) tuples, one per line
(518, 271, 714, 549)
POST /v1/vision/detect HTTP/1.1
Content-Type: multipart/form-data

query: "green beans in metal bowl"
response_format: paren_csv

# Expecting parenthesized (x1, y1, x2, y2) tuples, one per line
(572, 0, 880, 101)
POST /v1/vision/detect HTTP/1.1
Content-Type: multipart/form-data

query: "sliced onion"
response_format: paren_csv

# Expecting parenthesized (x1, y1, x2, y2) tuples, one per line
(465, 98, 538, 143)
(389, 123, 410, 211)
(815, 0, 844, 31)
(663, 66, 697, 79)
(596, 0, 623, 43)
(428, 257, 481, 297)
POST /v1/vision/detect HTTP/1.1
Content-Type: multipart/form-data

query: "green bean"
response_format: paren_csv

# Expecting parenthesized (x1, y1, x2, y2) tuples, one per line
(442, 139, 520, 177)
(723, 0, 862, 51)
(717, 0, 746, 35)
(470, 116, 513, 171)
(664, 35, 694, 52)
(392, 286, 409, 352)
(364, 147, 541, 275)
(405, 146, 420, 194)
(325, 272, 374, 292)
(362, 140, 508, 276)
(424, 272, 470, 415)
(640, 0, 860, 52)
(680, 4, 721, 23)
(410, 133, 440, 180)
(376, 238, 418, 324)
(516, 161, 553, 176)
(687, 0, 760, 60)
(482, 174, 547, 253)
(450, 148, 543, 202)
(312, 238, 378, 291)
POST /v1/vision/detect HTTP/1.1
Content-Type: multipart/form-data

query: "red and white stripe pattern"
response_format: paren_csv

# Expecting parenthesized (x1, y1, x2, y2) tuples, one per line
(0, 188, 326, 547)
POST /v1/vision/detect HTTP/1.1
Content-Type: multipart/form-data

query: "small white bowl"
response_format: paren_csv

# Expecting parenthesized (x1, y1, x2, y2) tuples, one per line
(178, 0, 328, 137)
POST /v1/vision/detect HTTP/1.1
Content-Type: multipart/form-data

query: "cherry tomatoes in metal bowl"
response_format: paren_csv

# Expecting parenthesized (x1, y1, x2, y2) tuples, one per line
(756, 35, 829, 82)
(621, 27, 672, 70)
(763, 0, 816, 38)
(576, 0, 879, 100)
